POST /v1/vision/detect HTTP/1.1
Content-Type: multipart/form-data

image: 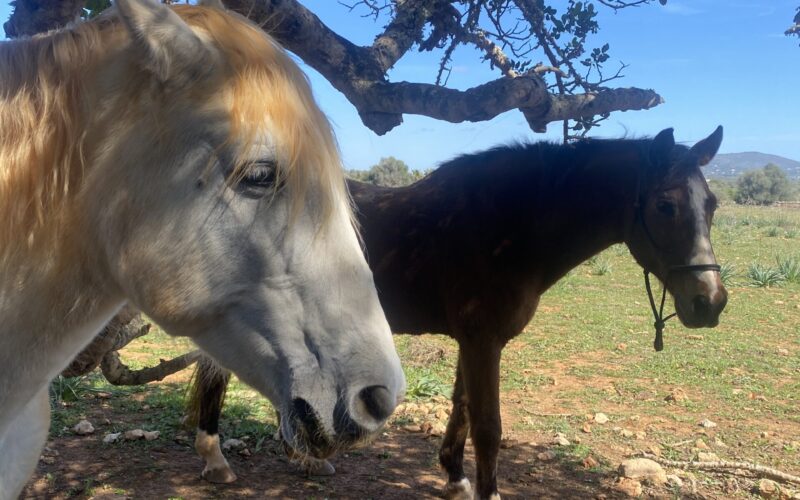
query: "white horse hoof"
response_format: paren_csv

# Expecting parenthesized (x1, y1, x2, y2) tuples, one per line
(306, 458, 336, 476)
(201, 465, 237, 483)
(442, 478, 473, 500)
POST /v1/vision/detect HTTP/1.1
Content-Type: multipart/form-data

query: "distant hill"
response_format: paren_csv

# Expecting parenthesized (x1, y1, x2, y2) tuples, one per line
(706, 152, 800, 180)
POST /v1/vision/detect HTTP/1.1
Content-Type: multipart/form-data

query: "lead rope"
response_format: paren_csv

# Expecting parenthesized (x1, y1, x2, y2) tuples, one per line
(643, 271, 675, 352)
(643, 264, 721, 352)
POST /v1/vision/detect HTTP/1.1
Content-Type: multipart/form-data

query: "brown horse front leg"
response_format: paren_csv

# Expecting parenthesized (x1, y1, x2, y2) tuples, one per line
(439, 356, 473, 499)
(461, 341, 503, 500)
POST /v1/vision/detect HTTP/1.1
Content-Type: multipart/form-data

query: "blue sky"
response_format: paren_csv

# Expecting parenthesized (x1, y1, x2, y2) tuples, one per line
(2, 1, 798, 170)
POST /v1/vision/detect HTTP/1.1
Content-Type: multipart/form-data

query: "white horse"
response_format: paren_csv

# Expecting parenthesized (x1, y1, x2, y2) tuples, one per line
(0, 1, 404, 497)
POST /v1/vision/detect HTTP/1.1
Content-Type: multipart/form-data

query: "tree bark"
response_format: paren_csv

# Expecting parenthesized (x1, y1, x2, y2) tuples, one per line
(61, 305, 151, 378)
(222, 0, 663, 135)
(100, 349, 202, 386)
(4, 0, 86, 38)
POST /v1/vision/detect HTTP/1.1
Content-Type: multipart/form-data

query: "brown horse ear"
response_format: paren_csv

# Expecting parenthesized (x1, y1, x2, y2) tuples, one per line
(116, 0, 212, 84)
(649, 128, 675, 167)
(689, 126, 723, 166)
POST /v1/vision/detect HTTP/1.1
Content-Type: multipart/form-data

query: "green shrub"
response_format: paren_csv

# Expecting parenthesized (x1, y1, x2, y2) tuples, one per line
(776, 255, 800, 283)
(747, 264, 785, 288)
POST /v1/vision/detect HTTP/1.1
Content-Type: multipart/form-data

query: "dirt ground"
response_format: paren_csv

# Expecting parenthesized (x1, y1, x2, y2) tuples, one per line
(22, 390, 779, 500)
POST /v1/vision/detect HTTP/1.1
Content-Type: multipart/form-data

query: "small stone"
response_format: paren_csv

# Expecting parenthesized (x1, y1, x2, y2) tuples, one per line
(499, 438, 517, 449)
(666, 474, 683, 488)
(617, 343, 627, 351)
(553, 435, 571, 446)
(761, 431, 771, 438)
(757, 478, 780, 498)
(143, 431, 160, 441)
(124, 429, 145, 441)
(594, 413, 609, 424)
(402, 424, 421, 433)
(665, 388, 688, 403)
(72, 420, 95, 435)
(238, 448, 251, 457)
(696, 452, 720, 462)
(103, 432, 121, 444)
(777, 348, 790, 356)
(430, 423, 447, 436)
(618, 458, 667, 485)
(634, 431, 646, 440)
(537, 450, 557, 461)
(420, 422, 433, 434)
(714, 436, 727, 447)
(699, 418, 717, 428)
(695, 439, 709, 450)
(222, 438, 246, 450)
(582, 424, 592, 433)
(646, 444, 662, 457)
(613, 477, 643, 497)
(435, 409, 448, 421)
(621, 429, 634, 438)
(96, 392, 112, 399)
(583, 456, 598, 469)
(173, 430, 189, 443)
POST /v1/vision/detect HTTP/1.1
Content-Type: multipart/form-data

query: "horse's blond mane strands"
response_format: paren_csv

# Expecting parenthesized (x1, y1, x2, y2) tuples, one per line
(0, 21, 110, 260)
(0, 5, 350, 264)
(175, 5, 349, 230)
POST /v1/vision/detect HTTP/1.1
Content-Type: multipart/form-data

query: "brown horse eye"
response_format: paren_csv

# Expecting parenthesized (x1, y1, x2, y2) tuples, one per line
(656, 200, 676, 217)
(242, 160, 277, 187)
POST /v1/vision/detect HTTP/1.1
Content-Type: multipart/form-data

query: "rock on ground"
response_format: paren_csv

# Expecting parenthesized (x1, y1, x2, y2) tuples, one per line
(72, 420, 95, 435)
(618, 458, 667, 485)
(613, 477, 643, 497)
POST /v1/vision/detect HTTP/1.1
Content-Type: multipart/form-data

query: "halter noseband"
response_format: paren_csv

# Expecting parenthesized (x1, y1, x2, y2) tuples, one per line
(632, 191, 720, 352)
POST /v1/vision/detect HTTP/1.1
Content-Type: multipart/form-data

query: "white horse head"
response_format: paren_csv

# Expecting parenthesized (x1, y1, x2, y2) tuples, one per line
(0, 1, 403, 493)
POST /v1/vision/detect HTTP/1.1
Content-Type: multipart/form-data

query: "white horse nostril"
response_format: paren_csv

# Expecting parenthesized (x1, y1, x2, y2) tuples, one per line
(358, 385, 396, 422)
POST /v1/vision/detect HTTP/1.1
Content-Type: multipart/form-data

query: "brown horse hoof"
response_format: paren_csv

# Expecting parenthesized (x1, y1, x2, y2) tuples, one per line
(305, 458, 336, 476)
(442, 478, 473, 500)
(202, 465, 237, 484)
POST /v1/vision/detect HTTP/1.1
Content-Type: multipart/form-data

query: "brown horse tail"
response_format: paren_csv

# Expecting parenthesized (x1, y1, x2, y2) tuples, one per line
(185, 353, 230, 432)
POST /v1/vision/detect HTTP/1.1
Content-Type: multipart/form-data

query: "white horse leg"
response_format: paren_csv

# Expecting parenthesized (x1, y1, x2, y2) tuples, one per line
(195, 429, 237, 483)
(0, 387, 49, 500)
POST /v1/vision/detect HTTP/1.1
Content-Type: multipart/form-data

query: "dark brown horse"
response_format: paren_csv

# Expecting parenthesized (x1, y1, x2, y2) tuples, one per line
(187, 128, 727, 499)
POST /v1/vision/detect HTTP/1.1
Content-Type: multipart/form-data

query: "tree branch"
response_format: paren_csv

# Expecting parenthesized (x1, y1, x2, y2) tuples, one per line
(100, 349, 202, 386)
(642, 453, 800, 486)
(222, 0, 663, 135)
(61, 306, 151, 378)
(4, 0, 86, 38)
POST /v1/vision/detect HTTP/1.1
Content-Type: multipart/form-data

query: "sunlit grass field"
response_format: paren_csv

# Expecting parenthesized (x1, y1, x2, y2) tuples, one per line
(50, 204, 800, 488)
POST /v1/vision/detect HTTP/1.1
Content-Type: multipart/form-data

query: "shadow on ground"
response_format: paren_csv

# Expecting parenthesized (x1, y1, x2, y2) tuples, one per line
(25, 425, 628, 499)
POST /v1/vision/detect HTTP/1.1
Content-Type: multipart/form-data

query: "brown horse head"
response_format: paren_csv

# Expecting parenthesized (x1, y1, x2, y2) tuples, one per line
(627, 127, 727, 328)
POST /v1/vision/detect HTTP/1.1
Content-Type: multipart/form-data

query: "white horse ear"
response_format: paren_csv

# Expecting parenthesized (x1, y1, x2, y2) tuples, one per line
(116, 0, 211, 83)
(198, 0, 225, 9)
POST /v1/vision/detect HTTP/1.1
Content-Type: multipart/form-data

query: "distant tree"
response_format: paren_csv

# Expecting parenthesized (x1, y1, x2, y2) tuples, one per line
(348, 157, 420, 187)
(734, 164, 793, 205)
(707, 178, 734, 204)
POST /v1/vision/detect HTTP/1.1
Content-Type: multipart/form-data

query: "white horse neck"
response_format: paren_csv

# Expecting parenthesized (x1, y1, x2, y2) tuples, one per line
(0, 260, 124, 429)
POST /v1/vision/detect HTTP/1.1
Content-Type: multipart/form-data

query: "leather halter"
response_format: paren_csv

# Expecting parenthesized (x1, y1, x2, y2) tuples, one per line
(632, 193, 720, 352)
